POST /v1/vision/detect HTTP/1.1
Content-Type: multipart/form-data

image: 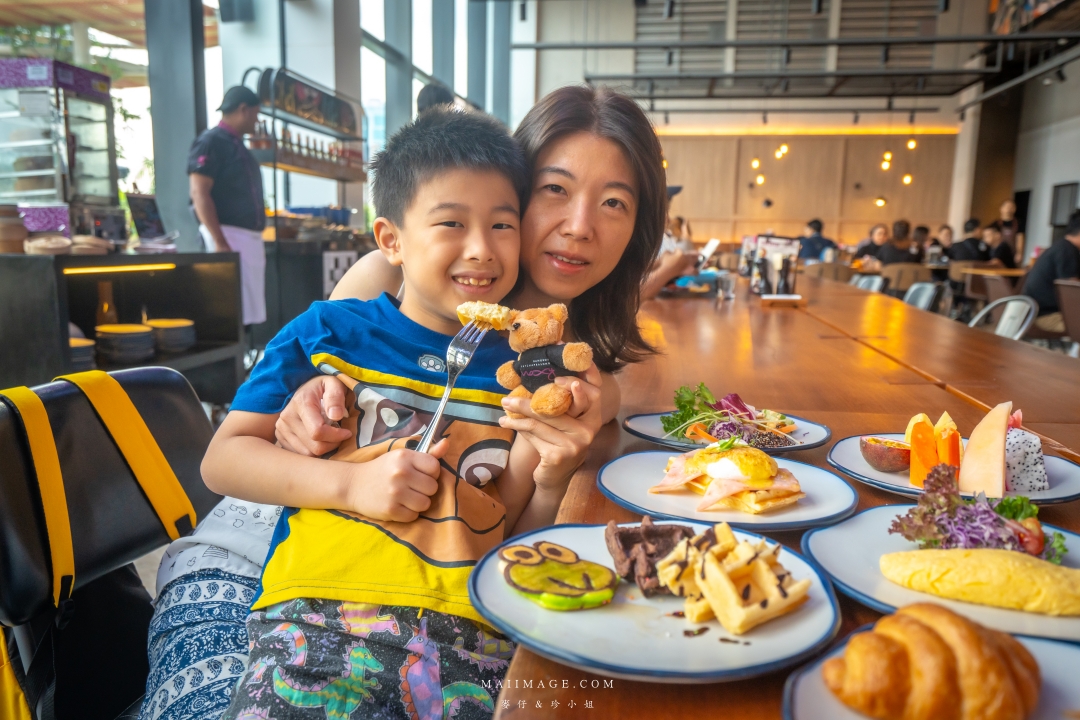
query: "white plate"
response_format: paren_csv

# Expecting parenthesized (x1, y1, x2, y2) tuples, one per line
(828, 433, 1080, 504)
(597, 451, 858, 532)
(784, 631, 1080, 720)
(802, 505, 1080, 641)
(623, 412, 831, 454)
(469, 522, 840, 683)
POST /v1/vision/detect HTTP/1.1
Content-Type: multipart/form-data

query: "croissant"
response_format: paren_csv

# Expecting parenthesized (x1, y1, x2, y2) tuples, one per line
(822, 603, 1040, 720)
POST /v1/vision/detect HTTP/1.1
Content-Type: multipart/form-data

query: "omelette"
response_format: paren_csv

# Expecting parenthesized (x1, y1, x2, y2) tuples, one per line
(649, 445, 804, 514)
(880, 548, 1080, 616)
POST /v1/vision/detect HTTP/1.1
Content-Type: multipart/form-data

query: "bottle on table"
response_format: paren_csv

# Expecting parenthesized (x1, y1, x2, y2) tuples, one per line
(777, 256, 792, 295)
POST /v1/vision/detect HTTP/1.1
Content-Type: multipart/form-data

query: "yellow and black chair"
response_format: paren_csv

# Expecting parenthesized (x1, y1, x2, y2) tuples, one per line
(0, 368, 222, 720)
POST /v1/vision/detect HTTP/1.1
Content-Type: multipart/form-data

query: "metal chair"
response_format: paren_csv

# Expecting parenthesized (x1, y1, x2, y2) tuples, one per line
(902, 282, 943, 312)
(848, 273, 863, 285)
(1055, 279, 1080, 355)
(968, 295, 1038, 340)
(855, 274, 888, 293)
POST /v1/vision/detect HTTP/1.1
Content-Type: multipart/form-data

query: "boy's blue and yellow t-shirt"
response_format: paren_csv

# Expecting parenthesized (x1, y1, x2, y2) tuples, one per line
(232, 293, 516, 623)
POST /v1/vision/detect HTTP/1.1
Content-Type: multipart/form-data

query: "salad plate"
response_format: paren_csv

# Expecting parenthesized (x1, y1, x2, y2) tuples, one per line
(623, 385, 831, 455)
(597, 451, 858, 532)
(827, 433, 1080, 504)
(624, 413, 830, 454)
(802, 505, 1080, 641)
(783, 629, 1080, 720)
(469, 522, 841, 683)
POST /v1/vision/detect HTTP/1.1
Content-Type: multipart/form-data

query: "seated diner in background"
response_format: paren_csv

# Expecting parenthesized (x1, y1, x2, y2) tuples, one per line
(853, 223, 888, 260)
(798, 218, 838, 260)
(985, 222, 1018, 269)
(876, 219, 922, 265)
(1022, 210, 1080, 333)
(949, 218, 992, 261)
(935, 224, 955, 257)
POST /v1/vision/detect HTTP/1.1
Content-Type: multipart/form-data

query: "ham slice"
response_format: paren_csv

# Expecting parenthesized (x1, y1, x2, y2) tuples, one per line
(696, 469, 801, 511)
(648, 453, 700, 493)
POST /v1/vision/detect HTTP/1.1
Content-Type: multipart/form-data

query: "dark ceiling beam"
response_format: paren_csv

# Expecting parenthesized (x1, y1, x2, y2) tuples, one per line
(956, 42, 1080, 113)
(512, 32, 1080, 51)
(585, 67, 997, 81)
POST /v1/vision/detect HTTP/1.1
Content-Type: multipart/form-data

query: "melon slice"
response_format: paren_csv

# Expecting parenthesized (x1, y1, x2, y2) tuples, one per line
(958, 402, 1012, 498)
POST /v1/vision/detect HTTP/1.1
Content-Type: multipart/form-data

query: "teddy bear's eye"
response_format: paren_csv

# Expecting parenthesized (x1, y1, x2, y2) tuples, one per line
(512, 322, 521, 330)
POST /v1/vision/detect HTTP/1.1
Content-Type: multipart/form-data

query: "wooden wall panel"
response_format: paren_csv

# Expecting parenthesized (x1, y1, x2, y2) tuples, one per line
(658, 134, 956, 248)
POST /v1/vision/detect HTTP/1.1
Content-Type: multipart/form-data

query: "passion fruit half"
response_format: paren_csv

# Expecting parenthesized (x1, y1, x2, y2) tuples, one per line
(859, 436, 911, 474)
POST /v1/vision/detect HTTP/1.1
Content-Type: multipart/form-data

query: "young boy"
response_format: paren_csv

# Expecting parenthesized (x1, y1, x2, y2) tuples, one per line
(204, 108, 543, 719)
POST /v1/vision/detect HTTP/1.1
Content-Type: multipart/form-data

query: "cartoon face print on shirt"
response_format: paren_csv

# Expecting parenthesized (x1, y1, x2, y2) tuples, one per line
(320, 366, 514, 565)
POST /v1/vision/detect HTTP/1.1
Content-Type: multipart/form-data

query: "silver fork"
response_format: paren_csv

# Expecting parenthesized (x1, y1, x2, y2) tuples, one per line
(416, 321, 489, 453)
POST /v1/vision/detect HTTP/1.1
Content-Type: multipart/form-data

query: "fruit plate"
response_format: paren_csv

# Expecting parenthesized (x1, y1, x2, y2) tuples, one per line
(623, 412, 831, 454)
(597, 451, 858, 532)
(469, 522, 840, 683)
(783, 628, 1080, 720)
(801, 505, 1080, 641)
(827, 433, 1080, 504)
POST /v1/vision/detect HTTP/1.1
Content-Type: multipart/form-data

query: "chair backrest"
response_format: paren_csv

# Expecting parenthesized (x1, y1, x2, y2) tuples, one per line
(0, 368, 221, 626)
(880, 262, 932, 292)
(856, 275, 888, 293)
(816, 262, 855, 282)
(902, 282, 942, 312)
(947, 260, 978, 283)
(968, 295, 1038, 340)
(1055, 279, 1080, 339)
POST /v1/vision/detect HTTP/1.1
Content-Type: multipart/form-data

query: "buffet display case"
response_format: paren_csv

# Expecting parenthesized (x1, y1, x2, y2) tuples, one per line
(0, 58, 123, 238)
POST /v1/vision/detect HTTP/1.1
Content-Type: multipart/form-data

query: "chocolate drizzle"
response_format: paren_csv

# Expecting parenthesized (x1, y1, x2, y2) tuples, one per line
(683, 627, 709, 637)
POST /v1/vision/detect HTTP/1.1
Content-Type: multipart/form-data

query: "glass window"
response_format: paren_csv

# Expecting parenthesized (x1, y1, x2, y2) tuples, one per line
(360, 0, 384, 41)
(412, 78, 424, 119)
(361, 46, 387, 159)
(412, 0, 433, 75)
(454, 0, 469, 97)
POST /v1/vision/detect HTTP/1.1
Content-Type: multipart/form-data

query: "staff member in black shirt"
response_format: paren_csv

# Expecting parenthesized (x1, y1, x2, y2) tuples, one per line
(1023, 211, 1080, 333)
(950, 218, 991, 261)
(188, 86, 267, 326)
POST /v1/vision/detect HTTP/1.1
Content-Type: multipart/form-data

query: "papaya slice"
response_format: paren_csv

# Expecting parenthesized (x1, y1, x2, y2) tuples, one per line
(937, 428, 961, 468)
(909, 420, 939, 488)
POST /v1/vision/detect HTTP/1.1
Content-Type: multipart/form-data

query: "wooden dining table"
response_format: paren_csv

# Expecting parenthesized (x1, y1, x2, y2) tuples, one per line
(962, 267, 1028, 277)
(491, 276, 1080, 719)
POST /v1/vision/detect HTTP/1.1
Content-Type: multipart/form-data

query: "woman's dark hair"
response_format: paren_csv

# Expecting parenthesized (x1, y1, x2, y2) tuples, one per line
(513, 85, 666, 373)
(892, 219, 911, 242)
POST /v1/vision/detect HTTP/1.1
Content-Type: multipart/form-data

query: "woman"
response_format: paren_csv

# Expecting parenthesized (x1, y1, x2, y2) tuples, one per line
(877, 219, 921, 265)
(853, 223, 888, 260)
(140, 85, 667, 720)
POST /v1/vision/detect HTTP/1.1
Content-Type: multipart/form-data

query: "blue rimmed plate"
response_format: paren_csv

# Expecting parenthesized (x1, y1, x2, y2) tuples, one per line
(597, 451, 858, 532)
(783, 627, 1080, 720)
(468, 521, 840, 683)
(827, 433, 1080, 504)
(623, 412, 831, 454)
(802, 505, 1080, 641)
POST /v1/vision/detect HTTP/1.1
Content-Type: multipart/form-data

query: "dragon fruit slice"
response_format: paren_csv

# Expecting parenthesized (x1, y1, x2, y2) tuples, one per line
(1004, 428, 1048, 493)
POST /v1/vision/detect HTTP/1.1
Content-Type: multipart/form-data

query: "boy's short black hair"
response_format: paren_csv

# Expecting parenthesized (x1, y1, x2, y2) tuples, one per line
(1066, 209, 1080, 238)
(807, 219, 823, 234)
(964, 217, 981, 234)
(892, 219, 910, 241)
(370, 107, 529, 226)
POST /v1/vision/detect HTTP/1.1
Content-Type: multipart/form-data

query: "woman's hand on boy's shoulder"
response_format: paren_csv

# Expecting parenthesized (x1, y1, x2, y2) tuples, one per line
(342, 440, 446, 523)
(498, 363, 603, 491)
(276, 375, 353, 456)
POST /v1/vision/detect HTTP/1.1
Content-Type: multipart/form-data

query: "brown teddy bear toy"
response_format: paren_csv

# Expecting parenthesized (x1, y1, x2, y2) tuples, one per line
(496, 304, 593, 418)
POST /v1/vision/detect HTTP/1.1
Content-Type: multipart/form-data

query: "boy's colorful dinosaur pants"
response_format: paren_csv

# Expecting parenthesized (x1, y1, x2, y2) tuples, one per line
(220, 599, 515, 720)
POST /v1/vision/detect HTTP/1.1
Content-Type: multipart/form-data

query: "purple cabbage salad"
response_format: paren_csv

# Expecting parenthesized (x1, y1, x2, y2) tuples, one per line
(889, 465, 1067, 563)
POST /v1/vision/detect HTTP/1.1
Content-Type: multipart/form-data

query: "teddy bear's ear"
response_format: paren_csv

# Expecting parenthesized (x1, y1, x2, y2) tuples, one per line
(547, 304, 569, 323)
(506, 309, 520, 324)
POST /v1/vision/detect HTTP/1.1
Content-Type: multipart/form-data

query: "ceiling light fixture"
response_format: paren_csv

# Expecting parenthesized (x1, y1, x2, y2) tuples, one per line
(883, 151, 893, 161)
(903, 174, 913, 185)
(775, 149, 784, 159)
(756, 174, 766, 185)
(751, 158, 760, 169)
(662, 158, 668, 169)
(881, 160, 891, 170)
(907, 138, 917, 150)
(779, 143, 789, 154)
(875, 196, 887, 207)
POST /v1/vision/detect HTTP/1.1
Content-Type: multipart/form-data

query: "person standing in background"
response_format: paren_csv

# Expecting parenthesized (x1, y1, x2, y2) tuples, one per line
(188, 86, 267, 327)
(1023, 211, 1080, 333)
(997, 199, 1023, 264)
